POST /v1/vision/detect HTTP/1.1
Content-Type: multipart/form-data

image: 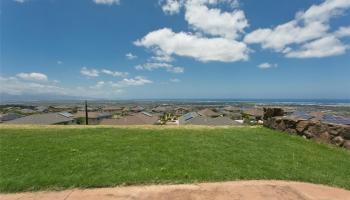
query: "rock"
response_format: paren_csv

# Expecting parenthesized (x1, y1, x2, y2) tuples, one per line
(329, 127, 340, 136)
(296, 121, 311, 133)
(304, 131, 314, 139)
(276, 120, 286, 131)
(343, 141, 350, 150)
(339, 126, 350, 140)
(285, 128, 297, 134)
(332, 136, 345, 146)
(316, 132, 331, 143)
(306, 122, 328, 137)
(263, 108, 284, 120)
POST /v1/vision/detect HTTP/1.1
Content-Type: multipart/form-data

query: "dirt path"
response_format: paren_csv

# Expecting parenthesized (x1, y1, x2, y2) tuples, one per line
(2, 180, 350, 200)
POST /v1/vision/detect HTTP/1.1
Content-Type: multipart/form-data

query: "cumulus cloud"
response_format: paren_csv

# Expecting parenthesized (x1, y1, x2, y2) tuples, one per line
(111, 76, 153, 87)
(135, 28, 249, 62)
(285, 36, 349, 58)
(101, 69, 129, 77)
(90, 81, 105, 89)
(150, 50, 175, 62)
(126, 53, 137, 60)
(0, 76, 65, 96)
(244, 0, 350, 58)
(258, 63, 278, 69)
(16, 72, 48, 82)
(184, 0, 248, 39)
(137, 0, 249, 63)
(93, 0, 120, 5)
(81, 67, 128, 78)
(80, 67, 99, 77)
(160, 0, 248, 39)
(135, 62, 184, 73)
(162, 0, 183, 15)
(335, 26, 350, 38)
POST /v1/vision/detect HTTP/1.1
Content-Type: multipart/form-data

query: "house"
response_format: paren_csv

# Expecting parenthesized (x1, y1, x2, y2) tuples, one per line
(100, 112, 159, 125)
(223, 106, 240, 112)
(5, 112, 76, 125)
(102, 106, 123, 113)
(186, 116, 241, 126)
(20, 108, 36, 114)
(178, 112, 200, 125)
(152, 106, 172, 113)
(0, 113, 23, 123)
(130, 106, 145, 113)
(174, 107, 190, 116)
(75, 111, 112, 124)
(198, 108, 220, 117)
(35, 106, 49, 113)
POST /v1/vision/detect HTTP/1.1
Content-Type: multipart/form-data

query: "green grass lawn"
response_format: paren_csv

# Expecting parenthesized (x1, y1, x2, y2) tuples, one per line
(0, 125, 349, 193)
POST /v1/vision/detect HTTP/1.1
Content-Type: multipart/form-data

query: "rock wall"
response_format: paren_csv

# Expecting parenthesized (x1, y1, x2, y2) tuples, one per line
(263, 108, 350, 150)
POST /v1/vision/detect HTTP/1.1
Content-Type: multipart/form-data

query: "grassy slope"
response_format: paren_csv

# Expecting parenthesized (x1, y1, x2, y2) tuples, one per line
(0, 126, 349, 193)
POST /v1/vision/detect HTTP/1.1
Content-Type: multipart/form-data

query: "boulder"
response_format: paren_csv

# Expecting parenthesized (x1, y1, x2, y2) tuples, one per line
(296, 120, 311, 133)
(306, 122, 328, 137)
(339, 125, 350, 140)
(332, 136, 345, 146)
(343, 140, 350, 150)
(263, 108, 284, 120)
(285, 128, 297, 135)
(316, 132, 331, 143)
(304, 131, 314, 139)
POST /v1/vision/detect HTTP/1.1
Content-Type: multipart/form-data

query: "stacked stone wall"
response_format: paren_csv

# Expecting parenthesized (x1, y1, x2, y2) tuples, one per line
(263, 108, 350, 150)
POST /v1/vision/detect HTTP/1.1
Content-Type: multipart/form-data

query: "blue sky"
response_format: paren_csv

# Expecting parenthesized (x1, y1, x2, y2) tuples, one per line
(1, 0, 350, 99)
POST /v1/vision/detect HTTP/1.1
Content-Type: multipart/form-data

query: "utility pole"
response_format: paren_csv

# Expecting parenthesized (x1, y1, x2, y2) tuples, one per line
(85, 100, 89, 125)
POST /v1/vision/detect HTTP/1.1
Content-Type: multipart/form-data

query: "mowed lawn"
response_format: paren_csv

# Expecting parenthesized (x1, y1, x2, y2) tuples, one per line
(0, 126, 349, 193)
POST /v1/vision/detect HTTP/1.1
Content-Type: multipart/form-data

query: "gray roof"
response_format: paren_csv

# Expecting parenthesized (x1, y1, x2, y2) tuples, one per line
(186, 116, 240, 126)
(179, 112, 199, 124)
(5, 112, 75, 125)
(0, 113, 23, 122)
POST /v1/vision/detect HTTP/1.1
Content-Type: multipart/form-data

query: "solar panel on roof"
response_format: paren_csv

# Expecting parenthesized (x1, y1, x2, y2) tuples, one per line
(142, 112, 153, 117)
(59, 112, 74, 118)
(322, 114, 350, 125)
(290, 111, 312, 120)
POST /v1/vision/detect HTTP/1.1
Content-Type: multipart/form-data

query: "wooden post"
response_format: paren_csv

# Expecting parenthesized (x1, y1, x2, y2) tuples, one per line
(85, 100, 89, 125)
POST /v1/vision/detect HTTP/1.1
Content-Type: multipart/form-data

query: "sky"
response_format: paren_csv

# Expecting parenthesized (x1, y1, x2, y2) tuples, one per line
(1, 0, 350, 100)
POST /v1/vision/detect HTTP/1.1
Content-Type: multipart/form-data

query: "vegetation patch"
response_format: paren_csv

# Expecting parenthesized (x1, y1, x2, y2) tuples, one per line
(0, 126, 349, 193)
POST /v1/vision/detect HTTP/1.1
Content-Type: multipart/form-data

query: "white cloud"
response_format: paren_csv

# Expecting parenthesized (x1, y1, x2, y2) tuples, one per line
(0, 77, 65, 96)
(57, 60, 63, 65)
(184, 0, 248, 39)
(160, 0, 248, 39)
(258, 63, 277, 69)
(80, 67, 99, 77)
(135, 28, 249, 62)
(135, 62, 184, 73)
(285, 36, 349, 58)
(335, 26, 350, 38)
(244, 21, 328, 51)
(162, 0, 183, 15)
(126, 53, 137, 60)
(90, 81, 105, 89)
(150, 49, 174, 62)
(244, 0, 350, 58)
(13, 0, 27, 3)
(101, 69, 129, 77)
(111, 76, 152, 87)
(16, 72, 48, 82)
(93, 0, 120, 5)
